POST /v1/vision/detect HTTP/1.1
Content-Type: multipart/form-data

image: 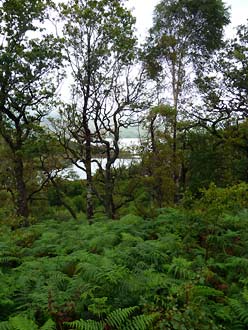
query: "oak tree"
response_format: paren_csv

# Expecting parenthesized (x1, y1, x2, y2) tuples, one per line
(0, 0, 63, 224)
(56, 0, 143, 220)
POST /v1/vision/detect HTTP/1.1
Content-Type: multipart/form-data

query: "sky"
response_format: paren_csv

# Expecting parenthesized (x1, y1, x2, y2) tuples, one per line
(128, 0, 248, 41)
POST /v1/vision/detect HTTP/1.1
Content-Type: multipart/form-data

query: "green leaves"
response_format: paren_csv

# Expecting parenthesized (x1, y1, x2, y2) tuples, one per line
(168, 257, 193, 280)
(106, 306, 137, 328)
(65, 319, 104, 330)
(62, 0, 136, 64)
(0, 0, 64, 219)
(1, 187, 248, 329)
(151, 0, 230, 57)
(0, 317, 56, 330)
(66, 306, 154, 330)
(0, 316, 38, 330)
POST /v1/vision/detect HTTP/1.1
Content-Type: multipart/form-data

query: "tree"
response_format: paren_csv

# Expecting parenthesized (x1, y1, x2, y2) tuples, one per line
(92, 66, 146, 219)
(56, 0, 145, 220)
(144, 0, 230, 202)
(25, 129, 80, 219)
(195, 23, 248, 129)
(192, 23, 248, 185)
(0, 0, 63, 224)
(140, 105, 177, 206)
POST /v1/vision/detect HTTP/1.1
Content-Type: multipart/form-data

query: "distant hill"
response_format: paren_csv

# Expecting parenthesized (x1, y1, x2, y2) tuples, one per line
(42, 117, 146, 139)
(120, 126, 146, 138)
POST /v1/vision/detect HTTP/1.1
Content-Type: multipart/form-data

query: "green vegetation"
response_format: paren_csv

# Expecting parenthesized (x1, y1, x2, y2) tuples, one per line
(0, 0, 248, 328)
(1, 187, 248, 329)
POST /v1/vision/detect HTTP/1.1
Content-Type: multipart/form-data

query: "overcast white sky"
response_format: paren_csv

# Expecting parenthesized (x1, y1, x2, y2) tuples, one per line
(128, 0, 248, 41)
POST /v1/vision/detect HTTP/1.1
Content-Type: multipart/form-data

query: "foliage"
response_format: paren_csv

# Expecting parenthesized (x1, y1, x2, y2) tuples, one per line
(0, 0, 63, 220)
(147, 0, 230, 75)
(184, 125, 248, 194)
(55, 0, 145, 221)
(196, 23, 248, 123)
(66, 306, 154, 330)
(1, 190, 248, 329)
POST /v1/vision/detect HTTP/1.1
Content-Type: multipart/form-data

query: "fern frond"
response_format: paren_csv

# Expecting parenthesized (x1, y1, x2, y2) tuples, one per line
(65, 307, 151, 330)
(0, 256, 21, 267)
(0, 316, 39, 330)
(0, 321, 14, 330)
(40, 319, 56, 330)
(227, 257, 248, 271)
(49, 272, 70, 291)
(168, 257, 193, 279)
(65, 319, 104, 330)
(123, 314, 154, 330)
(230, 298, 248, 325)
(230, 321, 246, 330)
(106, 306, 137, 328)
(192, 285, 224, 298)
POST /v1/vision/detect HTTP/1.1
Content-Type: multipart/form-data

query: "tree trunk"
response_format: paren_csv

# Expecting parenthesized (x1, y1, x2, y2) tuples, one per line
(150, 115, 157, 153)
(85, 135, 94, 223)
(180, 135, 188, 193)
(172, 117, 179, 198)
(104, 165, 115, 219)
(172, 61, 181, 204)
(86, 179, 94, 224)
(13, 154, 29, 226)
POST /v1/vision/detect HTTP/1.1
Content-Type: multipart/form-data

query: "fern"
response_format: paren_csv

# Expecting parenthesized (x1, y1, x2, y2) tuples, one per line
(40, 319, 56, 330)
(168, 257, 194, 279)
(66, 307, 153, 330)
(0, 321, 13, 330)
(49, 272, 70, 291)
(105, 306, 137, 328)
(122, 314, 154, 330)
(0, 318, 56, 330)
(2, 205, 248, 329)
(226, 257, 248, 270)
(192, 285, 224, 298)
(65, 319, 104, 330)
(0, 256, 21, 267)
(0, 316, 38, 330)
(230, 298, 248, 325)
